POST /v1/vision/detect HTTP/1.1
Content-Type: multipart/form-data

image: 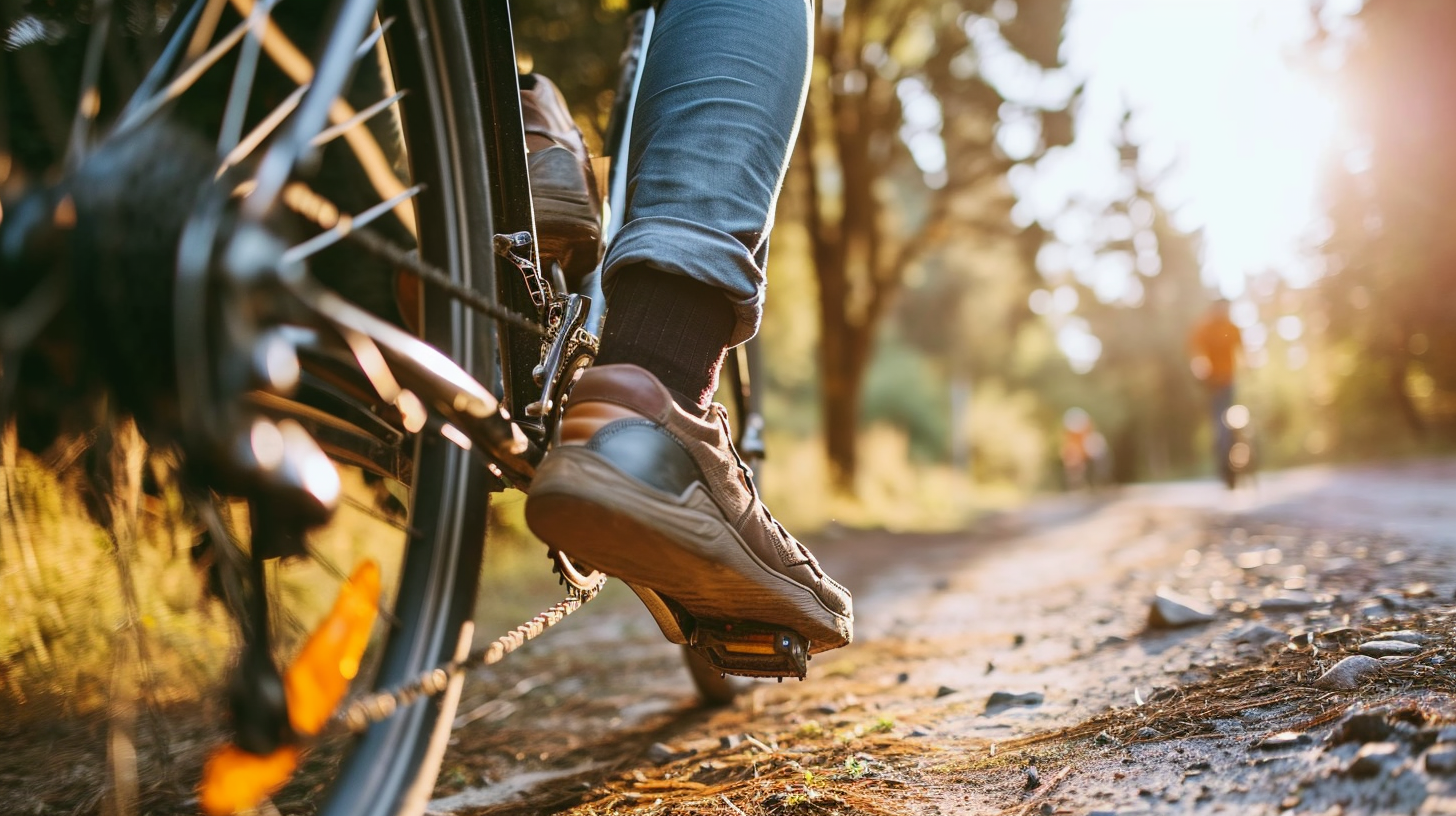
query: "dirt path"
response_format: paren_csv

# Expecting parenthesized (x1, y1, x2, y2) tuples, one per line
(428, 459, 1456, 815)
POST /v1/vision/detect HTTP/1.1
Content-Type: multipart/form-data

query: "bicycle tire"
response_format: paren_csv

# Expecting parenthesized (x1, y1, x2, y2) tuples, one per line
(316, 1, 500, 814)
(0, 1, 502, 813)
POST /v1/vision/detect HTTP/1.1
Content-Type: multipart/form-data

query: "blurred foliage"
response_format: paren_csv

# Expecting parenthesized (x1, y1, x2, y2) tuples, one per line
(796, 0, 1072, 490)
(1309, 0, 1456, 447)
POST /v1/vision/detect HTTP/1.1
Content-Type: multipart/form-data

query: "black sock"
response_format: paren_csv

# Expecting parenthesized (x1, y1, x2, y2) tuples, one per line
(595, 264, 736, 415)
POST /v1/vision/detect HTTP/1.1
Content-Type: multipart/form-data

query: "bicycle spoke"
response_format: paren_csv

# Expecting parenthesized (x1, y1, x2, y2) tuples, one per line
(217, 0, 283, 156)
(218, 82, 306, 178)
(65, 0, 112, 170)
(300, 540, 403, 628)
(341, 493, 412, 533)
(113, 14, 253, 137)
(311, 89, 406, 147)
(278, 182, 547, 336)
(186, 0, 232, 62)
(216, 22, 395, 178)
(227, 0, 416, 235)
(281, 183, 422, 264)
(115, 0, 208, 127)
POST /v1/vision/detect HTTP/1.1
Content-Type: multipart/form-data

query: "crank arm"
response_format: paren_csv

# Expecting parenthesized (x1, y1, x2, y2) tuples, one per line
(286, 275, 539, 481)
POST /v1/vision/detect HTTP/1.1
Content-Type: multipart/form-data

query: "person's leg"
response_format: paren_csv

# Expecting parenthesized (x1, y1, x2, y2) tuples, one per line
(1210, 385, 1233, 471)
(527, 0, 852, 662)
(592, 0, 812, 413)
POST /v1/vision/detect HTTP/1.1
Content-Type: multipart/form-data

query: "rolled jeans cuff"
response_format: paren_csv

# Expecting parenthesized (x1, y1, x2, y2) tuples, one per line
(603, 215, 765, 348)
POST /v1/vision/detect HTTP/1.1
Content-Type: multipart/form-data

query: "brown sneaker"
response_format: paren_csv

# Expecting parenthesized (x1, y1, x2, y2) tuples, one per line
(525, 364, 853, 655)
(519, 73, 601, 285)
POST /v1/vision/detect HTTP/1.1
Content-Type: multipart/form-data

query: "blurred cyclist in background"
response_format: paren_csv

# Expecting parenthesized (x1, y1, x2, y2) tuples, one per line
(1188, 298, 1243, 477)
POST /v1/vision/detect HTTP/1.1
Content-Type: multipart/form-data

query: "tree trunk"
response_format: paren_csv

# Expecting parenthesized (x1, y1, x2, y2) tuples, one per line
(818, 269, 871, 492)
(798, 79, 884, 494)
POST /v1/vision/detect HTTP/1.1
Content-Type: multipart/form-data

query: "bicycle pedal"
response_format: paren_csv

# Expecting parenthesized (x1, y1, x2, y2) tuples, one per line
(687, 621, 809, 680)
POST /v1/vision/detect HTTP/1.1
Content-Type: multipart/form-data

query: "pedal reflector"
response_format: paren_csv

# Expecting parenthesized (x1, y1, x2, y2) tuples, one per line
(688, 621, 809, 679)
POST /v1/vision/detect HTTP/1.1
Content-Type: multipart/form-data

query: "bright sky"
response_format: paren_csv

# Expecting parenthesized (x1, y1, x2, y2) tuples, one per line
(1009, 0, 1358, 300)
(979, 0, 1364, 371)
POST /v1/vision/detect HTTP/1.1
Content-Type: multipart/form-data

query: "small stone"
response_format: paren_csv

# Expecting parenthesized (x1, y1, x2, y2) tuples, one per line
(1136, 727, 1163, 739)
(1232, 623, 1285, 647)
(1088, 811, 1119, 816)
(908, 728, 932, 738)
(814, 703, 841, 715)
(1358, 603, 1390, 620)
(1025, 765, 1041, 789)
(1359, 640, 1421, 657)
(896, 672, 910, 684)
(1148, 589, 1216, 629)
(647, 742, 681, 764)
(1382, 630, 1432, 645)
(1315, 655, 1382, 690)
(1095, 730, 1117, 745)
(1257, 731, 1312, 749)
(985, 691, 1045, 713)
(1281, 795, 1301, 809)
(719, 734, 743, 750)
(1331, 710, 1393, 745)
(1013, 633, 1026, 647)
(1258, 592, 1321, 612)
(1347, 742, 1401, 779)
(1425, 745, 1456, 775)
(935, 685, 958, 699)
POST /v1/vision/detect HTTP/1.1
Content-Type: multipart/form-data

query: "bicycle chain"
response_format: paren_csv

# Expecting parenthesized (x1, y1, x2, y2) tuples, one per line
(280, 183, 548, 338)
(336, 571, 606, 733)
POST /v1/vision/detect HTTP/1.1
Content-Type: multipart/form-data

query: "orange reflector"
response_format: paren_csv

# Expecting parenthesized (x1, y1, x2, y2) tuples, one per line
(721, 633, 779, 655)
(198, 560, 381, 814)
(198, 745, 300, 816)
(285, 559, 381, 736)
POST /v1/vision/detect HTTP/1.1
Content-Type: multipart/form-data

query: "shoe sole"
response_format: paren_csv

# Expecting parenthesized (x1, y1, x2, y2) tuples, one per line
(525, 447, 851, 653)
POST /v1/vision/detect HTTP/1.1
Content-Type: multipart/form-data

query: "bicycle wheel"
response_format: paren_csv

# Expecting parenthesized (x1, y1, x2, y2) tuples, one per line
(0, 1, 503, 813)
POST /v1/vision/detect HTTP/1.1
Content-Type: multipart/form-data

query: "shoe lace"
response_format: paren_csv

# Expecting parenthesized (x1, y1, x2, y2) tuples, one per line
(711, 404, 824, 576)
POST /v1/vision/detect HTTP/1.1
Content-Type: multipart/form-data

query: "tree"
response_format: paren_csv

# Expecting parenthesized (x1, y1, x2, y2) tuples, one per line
(1311, 0, 1456, 444)
(796, 0, 1070, 491)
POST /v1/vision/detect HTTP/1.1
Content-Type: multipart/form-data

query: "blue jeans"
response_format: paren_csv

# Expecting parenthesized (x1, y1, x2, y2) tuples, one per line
(602, 0, 812, 347)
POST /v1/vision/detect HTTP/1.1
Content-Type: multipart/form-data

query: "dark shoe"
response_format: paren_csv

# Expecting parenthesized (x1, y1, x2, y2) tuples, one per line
(519, 73, 601, 285)
(525, 364, 853, 654)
